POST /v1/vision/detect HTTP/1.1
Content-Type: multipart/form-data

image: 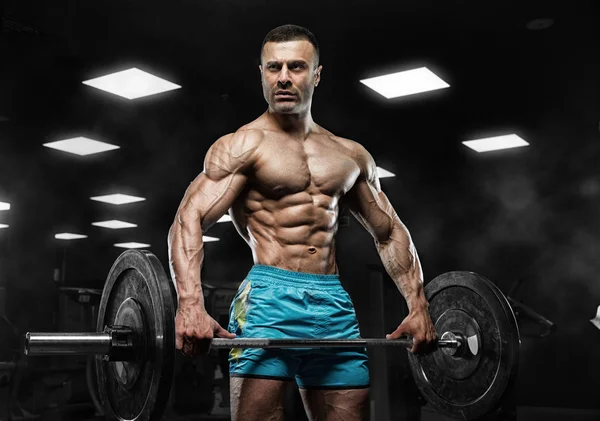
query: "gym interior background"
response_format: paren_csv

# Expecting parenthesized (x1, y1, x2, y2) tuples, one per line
(1, 1, 599, 420)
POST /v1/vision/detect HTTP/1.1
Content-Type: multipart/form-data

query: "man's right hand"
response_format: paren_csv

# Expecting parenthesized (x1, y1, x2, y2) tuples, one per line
(175, 306, 236, 357)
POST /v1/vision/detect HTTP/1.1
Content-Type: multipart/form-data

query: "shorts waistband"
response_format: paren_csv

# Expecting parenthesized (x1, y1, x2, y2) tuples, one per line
(246, 265, 341, 288)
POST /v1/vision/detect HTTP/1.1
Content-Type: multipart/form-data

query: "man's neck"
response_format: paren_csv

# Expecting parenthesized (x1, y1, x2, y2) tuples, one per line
(264, 108, 315, 139)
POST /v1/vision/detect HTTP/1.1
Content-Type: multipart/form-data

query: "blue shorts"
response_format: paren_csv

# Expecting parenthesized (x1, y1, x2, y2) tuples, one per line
(227, 265, 370, 389)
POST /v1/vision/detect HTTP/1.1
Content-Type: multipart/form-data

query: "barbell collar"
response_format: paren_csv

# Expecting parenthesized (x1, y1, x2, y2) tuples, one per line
(25, 332, 113, 356)
(25, 326, 135, 359)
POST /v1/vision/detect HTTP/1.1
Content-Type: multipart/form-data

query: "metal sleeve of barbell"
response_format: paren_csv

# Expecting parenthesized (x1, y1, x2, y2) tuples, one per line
(210, 338, 458, 349)
(24, 332, 112, 356)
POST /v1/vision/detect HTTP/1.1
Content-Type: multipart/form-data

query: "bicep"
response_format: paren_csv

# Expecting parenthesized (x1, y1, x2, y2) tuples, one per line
(176, 170, 247, 232)
(346, 179, 395, 243)
(174, 133, 254, 232)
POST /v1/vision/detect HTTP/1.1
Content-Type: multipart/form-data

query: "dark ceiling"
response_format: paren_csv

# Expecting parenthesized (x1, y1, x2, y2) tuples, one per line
(1, 0, 599, 282)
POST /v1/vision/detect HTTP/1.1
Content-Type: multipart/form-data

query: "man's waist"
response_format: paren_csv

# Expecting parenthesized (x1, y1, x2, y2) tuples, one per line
(246, 264, 341, 287)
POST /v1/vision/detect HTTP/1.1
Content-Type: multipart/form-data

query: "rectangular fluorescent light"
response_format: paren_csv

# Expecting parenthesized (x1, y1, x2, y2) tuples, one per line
(43, 137, 119, 156)
(114, 242, 150, 249)
(462, 134, 529, 153)
(82, 68, 182, 100)
(377, 166, 395, 178)
(217, 215, 232, 223)
(91, 194, 146, 205)
(360, 67, 449, 99)
(55, 233, 88, 240)
(0, 202, 10, 211)
(92, 220, 138, 229)
(203, 236, 220, 242)
(591, 305, 600, 331)
(0, 224, 8, 229)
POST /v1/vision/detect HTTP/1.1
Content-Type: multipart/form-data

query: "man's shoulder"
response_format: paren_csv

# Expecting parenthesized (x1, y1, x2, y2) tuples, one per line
(330, 134, 362, 149)
(326, 133, 371, 162)
(204, 128, 264, 176)
(211, 126, 265, 157)
(323, 132, 376, 181)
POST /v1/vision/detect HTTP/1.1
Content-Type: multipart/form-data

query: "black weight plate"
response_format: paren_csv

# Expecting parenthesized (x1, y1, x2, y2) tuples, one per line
(408, 271, 520, 420)
(96, 250, 176, 421)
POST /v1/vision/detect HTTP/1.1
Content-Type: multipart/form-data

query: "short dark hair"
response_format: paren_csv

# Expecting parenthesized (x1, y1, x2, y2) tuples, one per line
(261, 24, 320, 68)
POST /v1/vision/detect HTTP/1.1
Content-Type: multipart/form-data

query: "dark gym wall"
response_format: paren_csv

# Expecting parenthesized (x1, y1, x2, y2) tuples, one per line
(1, 0, 599, 415)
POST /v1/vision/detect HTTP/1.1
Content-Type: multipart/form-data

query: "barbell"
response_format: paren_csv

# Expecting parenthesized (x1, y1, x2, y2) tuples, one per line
(23, 250, 520, 421)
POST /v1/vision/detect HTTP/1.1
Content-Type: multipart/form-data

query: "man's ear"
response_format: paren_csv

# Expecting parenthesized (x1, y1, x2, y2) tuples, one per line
(314, 65, 323, 87)
(259, 65, 263, 75)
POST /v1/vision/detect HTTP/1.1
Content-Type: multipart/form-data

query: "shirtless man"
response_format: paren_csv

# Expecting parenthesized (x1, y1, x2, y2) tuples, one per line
(168, 24, 437, 421)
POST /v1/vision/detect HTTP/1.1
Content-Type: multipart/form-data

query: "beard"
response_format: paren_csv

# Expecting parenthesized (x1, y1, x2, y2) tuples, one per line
(271, 98, 300, 114)
(265, 85, 314, 115)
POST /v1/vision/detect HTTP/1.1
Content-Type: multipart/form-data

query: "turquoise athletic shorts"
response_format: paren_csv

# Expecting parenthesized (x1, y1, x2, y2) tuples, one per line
(227, 265, 370, 389)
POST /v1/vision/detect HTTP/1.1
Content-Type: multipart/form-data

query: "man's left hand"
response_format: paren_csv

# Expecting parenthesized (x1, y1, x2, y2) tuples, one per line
(386, 307, 437, 354)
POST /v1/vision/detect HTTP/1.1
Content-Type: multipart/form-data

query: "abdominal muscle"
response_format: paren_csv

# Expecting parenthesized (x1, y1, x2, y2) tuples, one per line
(231, 187, 341, 275)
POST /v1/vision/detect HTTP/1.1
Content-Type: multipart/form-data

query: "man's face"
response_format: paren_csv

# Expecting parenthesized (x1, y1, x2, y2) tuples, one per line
(260, 40, 322, 114)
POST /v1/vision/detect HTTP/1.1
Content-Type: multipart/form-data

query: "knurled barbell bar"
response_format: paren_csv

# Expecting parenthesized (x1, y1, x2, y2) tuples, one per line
(24, 331, 466, 354)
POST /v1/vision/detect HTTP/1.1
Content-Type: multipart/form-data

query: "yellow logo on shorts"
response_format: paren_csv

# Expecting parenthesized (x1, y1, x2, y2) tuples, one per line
(231, 280, 252, 361)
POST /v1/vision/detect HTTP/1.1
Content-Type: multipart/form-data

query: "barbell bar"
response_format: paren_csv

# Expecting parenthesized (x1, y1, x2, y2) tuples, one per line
(22, 250, 519, 421)
(24, 331, 463, 356)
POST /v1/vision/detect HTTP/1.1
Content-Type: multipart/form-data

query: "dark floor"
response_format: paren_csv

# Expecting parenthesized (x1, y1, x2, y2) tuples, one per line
(420, 406, 600, 421)
(23, 405, 600, 421)
(167, 406, 600, 421)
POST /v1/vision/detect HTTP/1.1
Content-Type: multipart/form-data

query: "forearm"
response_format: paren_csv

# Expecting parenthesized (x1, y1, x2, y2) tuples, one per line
(168, 213, 206, 310)
(376, 220, 428, 312)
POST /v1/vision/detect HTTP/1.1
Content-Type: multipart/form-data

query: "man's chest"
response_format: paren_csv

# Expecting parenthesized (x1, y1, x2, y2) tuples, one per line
(252, 137, 361, 197)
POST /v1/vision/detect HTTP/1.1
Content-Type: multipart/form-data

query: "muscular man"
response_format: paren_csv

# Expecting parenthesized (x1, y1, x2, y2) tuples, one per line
(168, 24, 437, 421)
